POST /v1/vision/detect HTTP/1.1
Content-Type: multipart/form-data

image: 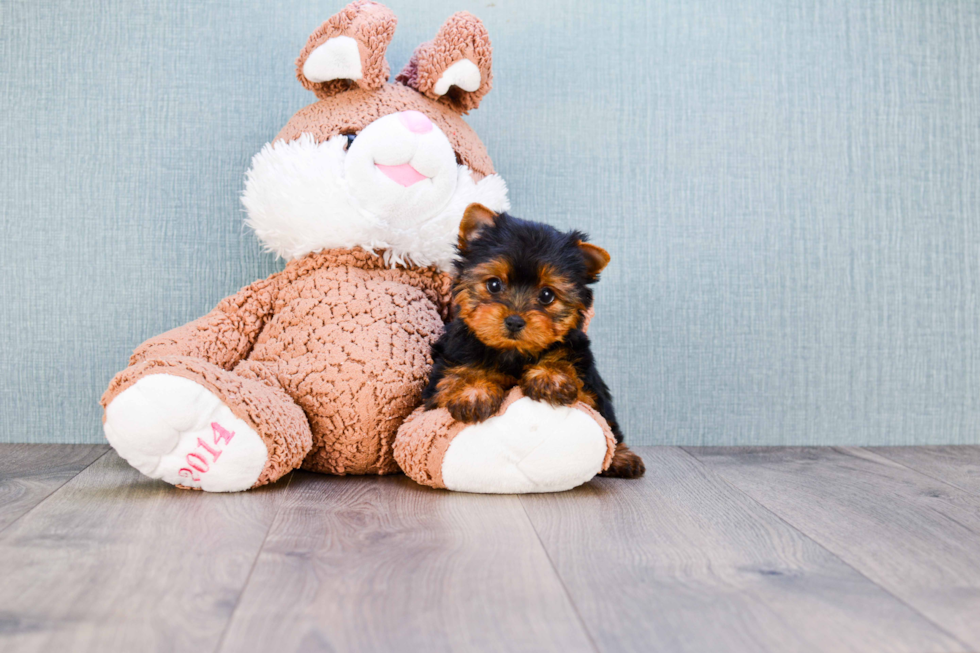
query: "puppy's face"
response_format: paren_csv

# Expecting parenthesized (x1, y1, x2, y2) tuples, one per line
(453, 205, 610, 355)
(454, 257, 583, 354)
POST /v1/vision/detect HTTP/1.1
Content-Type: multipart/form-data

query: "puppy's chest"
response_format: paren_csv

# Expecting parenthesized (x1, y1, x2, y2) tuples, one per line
(489, 350, 540, 379)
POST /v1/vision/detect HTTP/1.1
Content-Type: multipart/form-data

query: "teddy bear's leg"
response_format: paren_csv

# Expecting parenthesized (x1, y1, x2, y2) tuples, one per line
(394, 388, 616, 494)
(102, 357, 312, 492)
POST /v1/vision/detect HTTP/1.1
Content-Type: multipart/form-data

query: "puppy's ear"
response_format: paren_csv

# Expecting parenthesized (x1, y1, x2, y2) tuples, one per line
(396, 12, 492, 114)
(459, 203, 497, 250)
(578, 241, 610, 279)
(296, 1, 397, 100)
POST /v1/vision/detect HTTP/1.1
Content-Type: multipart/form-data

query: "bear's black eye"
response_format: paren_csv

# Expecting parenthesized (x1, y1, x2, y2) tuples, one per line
(486, 278, 503, 294)
(344, 133, 357, 150)
(538, 287, 555, 305)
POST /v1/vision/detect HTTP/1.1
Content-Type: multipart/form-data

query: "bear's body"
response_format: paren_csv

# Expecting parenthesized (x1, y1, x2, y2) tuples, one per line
(101, 1, 617, 493)
(244, 248, 449, 475)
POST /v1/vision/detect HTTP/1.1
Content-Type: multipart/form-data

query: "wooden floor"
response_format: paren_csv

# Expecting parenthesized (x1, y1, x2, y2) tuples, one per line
(1, 445, 979, 652)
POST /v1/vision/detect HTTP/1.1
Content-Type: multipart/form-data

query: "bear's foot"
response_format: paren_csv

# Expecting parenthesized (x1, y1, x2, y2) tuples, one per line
(102, 357, 313, 491)
(394, 388, 616, 494)
(104, 374, 270, 492)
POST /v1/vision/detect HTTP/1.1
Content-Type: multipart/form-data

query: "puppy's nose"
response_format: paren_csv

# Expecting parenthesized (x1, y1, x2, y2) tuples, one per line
(504, 315, 526, 333)
(399, 110, 433, 134)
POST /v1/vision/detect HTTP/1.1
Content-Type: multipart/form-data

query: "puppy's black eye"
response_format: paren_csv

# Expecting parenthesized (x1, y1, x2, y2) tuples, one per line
(538, 288, 555, 305)
(486, 277, 503, 294)
(344, 133, 357, 150)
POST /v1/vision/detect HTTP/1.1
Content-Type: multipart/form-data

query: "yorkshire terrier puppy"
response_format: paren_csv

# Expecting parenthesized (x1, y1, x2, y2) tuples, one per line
(423, 204, 645, 478)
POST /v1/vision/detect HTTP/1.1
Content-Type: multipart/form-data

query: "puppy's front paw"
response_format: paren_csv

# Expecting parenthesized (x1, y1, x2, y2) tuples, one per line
(444, 385, 506, 423)
(432, 366, 509, 423)
(521, 367, 579, 406)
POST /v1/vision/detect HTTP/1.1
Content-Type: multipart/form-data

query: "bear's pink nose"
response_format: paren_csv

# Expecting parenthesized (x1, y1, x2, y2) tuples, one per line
(399, 110, 433, 134)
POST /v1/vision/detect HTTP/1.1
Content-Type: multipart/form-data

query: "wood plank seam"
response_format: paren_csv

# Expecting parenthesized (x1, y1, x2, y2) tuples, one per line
(211, 471, 296, 653)
(518, 497, 601, 653)
(0, 446, 111, 538)
(678, 446, 977, 653)
(866, 447, 980, 498)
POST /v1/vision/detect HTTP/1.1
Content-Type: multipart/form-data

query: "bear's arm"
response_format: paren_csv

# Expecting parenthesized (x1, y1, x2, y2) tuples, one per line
(408, 268, 454, 324)
(128, 274, 281, 370)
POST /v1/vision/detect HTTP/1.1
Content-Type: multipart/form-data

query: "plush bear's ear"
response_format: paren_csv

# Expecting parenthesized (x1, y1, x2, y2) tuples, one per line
(578, 241, 610, 279)
(295, 0, 397, 100)
(459, 203, 498, 250)
(395, 12, 493, 114)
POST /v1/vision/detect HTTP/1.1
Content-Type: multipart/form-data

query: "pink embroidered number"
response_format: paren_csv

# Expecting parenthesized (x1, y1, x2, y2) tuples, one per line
(178, 422, 237, 484)
(186, 452, 209, 473)
(178, 468, 199, 482)
(212, 422, 235, 446)
(196, 437, 222, 462)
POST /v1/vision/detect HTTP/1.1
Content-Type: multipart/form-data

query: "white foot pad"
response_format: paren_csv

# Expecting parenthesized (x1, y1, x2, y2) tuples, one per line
(104, 374, 268, 492)
(441, 397, 608, 494)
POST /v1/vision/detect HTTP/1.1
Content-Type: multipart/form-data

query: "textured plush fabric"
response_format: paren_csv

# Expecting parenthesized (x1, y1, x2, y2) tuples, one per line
(296, 0, 397, 97)
(396, 12, 493, 114)
(3, 0, 980, 446)
(393, 396, 467, 488)
(104, 247, 451, 480)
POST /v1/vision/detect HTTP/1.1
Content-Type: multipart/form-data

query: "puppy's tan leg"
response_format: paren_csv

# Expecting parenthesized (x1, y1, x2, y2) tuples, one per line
(430, 365, 513, 423)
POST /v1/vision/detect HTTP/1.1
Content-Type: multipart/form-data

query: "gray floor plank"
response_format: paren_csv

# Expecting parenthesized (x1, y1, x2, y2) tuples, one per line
(0, 444, 108, 532)
(521, 446, 966, 653)
(689, 446, 980, 650)
(0, 451, 291, 653)
(869, 446, 980, 496)
(218, 472, 596, 653)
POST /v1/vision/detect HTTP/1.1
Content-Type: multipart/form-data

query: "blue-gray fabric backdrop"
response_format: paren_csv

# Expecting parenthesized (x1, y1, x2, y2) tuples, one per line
(1, 0, 978, 445)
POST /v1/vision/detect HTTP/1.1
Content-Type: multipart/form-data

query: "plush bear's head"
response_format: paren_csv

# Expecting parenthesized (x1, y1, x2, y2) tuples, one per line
(242, 1, 509, 271)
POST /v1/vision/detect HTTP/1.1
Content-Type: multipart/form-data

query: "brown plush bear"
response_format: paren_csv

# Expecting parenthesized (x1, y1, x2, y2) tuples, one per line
(101, 1, 616, 493)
